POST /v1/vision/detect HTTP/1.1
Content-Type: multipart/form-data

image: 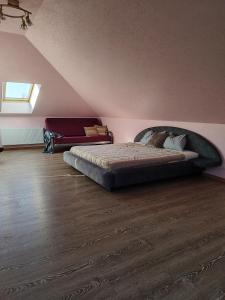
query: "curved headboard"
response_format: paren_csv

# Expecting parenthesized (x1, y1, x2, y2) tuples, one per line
(134, 126, 222, 168)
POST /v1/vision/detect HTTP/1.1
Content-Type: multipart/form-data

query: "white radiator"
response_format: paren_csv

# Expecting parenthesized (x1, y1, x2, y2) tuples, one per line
(0, 128, 43, 145)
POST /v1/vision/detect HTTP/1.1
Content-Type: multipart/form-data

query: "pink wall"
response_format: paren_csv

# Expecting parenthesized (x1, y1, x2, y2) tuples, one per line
(0, 117, 45, 128)
(0, 31, 96, 117)
(0, 31, 97, 136)
(102, 117, 225, 179)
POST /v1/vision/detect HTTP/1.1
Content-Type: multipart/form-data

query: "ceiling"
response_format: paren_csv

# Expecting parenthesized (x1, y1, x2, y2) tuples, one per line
(0, 0, 43, 35)
(26, 0, 225, 123)
(1, 0, 225, 123)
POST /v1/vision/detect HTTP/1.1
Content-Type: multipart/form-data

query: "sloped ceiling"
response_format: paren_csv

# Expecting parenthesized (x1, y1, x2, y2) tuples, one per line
(25, 0, 225, 123)
(0, 31, 96, 117)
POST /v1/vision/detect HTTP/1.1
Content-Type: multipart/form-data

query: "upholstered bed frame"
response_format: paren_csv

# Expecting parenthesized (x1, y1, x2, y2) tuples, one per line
(63, 126, 222, 191)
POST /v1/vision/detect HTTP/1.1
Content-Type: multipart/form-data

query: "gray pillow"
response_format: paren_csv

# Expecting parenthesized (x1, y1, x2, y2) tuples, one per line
(163, 134, 187, 151)
(139, 130, 154, 145)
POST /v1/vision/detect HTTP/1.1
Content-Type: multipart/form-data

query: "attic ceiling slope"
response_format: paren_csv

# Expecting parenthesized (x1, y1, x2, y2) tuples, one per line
(0, 31, 97, 117)
(26, 0, 225, 123)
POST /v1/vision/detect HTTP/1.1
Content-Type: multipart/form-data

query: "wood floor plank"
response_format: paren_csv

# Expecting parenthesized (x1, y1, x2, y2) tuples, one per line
(0, 149, 225, 299)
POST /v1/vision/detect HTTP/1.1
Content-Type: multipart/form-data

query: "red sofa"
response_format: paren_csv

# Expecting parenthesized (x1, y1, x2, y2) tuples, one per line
(43, 118, 113, 153)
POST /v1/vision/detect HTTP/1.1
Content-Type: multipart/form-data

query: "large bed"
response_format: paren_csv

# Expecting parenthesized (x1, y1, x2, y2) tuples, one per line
(63, 126, 222, 191)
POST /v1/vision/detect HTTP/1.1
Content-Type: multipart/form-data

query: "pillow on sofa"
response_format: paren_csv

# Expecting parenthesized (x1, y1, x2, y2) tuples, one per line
(84, 126, 98, 136)
(139, 130, 154, 145)
(164, 134, 187, 151)
(147, 131, 168, 148)
(94, 125, 108, 136)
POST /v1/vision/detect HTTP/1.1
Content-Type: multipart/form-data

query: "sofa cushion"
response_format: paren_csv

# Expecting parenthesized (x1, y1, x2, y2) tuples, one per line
(45, 118, 102, 136)
(54, 135, 111, 144)
(95, 125, 108, 135)
(84, 126, 99, 136)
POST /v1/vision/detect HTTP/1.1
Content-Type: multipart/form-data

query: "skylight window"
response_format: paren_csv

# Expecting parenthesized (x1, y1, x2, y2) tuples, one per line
(3, 82, 34, 102)
(0, 82, 41, 114)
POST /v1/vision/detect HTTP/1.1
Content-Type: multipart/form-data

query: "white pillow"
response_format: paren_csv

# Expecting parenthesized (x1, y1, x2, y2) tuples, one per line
(139, 130, 154, 145)
(164, 134, 187, 151)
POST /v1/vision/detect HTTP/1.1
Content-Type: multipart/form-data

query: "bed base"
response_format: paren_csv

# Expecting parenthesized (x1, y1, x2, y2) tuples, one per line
(63, 125, 222, 191)
(63, 151, 203, 191)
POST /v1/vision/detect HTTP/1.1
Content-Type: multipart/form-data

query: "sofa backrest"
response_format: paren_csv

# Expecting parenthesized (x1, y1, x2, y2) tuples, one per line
(45, 118, 102, 136)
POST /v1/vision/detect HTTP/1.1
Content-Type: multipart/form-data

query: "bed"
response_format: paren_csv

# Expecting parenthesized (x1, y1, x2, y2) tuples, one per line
(63, 126, 222, 191)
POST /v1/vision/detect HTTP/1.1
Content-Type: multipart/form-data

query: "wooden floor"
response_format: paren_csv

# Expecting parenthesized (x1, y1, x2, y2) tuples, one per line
(1, 149, 225, 300)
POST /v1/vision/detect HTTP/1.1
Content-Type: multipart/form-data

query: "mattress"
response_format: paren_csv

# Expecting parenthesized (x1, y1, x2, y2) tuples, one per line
(70, 143, 199, 170)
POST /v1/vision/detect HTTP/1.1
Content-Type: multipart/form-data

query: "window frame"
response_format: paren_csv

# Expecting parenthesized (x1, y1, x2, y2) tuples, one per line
(2, 82, 35, 103)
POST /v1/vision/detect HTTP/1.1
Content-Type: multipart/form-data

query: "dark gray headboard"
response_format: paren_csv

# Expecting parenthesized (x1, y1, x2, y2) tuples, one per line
(134, 126, 222, 168)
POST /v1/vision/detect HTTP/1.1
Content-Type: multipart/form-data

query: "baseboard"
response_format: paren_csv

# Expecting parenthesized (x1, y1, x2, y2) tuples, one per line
(4, 144, 44, 151)
(204, 173, 225, 184)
